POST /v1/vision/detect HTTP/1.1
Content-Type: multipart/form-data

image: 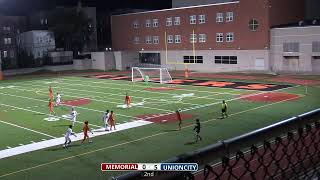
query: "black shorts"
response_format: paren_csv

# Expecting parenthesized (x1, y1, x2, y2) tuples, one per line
(222, 109, 226, 113)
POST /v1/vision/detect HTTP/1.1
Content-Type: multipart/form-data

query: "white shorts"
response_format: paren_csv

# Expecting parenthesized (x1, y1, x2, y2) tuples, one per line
(65, 136, 71, 142)
(56, 99, 61, 104)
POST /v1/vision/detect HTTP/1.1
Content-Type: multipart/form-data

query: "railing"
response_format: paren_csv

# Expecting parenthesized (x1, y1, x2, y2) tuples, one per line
(115, 108, 320, 180)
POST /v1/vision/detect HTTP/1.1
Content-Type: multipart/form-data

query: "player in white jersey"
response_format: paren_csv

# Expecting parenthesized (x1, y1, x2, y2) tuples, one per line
(63, 125, 77, 148)
(70, 107, 77, 126)
(102, 110, 110, 131)
(55, 93, 61, 106)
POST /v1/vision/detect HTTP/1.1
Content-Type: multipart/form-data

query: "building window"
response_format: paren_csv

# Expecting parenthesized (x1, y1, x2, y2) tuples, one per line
(167, 35, 173, 44)
(312, 41, 320, 52)
(226, 12, 234, 22)
(10, 50, 14, 58)
(199, 15, 206, 24)
(133, 36, 140, 44)
(145, 36, 152, 44)
(145, 19, 151, 27)
(174, 17, 180, 25)
(216, 13, 224, 23)
(184, 56, 203, 63)
(226, 32, 234, 42)
(3, 26, 11, 31)
(190, 15, 196, 24)
(41, 19, 44, 25)
(4, 38, 12, 44)
(249, 19, 259, 31)
(216, 33, 223, 42)
(199, 34, 206, 43)
(166, 17, 172, 26)
(175, 35, 181, 43)
(153, 36, 159, 44)
(3, 51, 8, 58)
(45, 18, 48, 24)
(153, 19, 159, 27)
(190, 33, 197, 43)
(283, 42, 299, 52)
(215, 56, 237, 64)
(133, 21, 139, 29)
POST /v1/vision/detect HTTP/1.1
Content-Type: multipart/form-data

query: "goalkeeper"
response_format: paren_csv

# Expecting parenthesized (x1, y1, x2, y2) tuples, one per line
(143, 75, 150, 85)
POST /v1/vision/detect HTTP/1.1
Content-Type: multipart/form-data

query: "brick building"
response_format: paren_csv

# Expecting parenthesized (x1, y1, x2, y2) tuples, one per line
(111, 0, 305, 73)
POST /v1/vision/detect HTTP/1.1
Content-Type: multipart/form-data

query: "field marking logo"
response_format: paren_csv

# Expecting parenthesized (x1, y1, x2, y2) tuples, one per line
(117, 102, 144, 108)
(44, 117, 60, 122)
(173, 93, 195, 102)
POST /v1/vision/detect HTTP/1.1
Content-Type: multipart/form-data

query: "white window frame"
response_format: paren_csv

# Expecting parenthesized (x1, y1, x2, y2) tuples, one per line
(145, 19, 151, 27)
(153, 19, 159, 27)
(226, 12, 234, 22)
(216, 33, 223, 42)
(190, 33, 197, 43)
(226, 32, 234, 42)
(3, 51, 8, 58)
(175, 35, 181, 43)
(166, 17, 172, 26)
(216, 13, 224, 23)
(133, 36, 140, 44)
(174, 17, 180, 25)
(199, 15, 206, 24)
(167, 35, 173, 44)
(199, 34, 206, 43)
(153, 36, 159, 44)
(190, 15, 196, 24)
(145, 36, 152, 44)
(133, 21, 139, 29)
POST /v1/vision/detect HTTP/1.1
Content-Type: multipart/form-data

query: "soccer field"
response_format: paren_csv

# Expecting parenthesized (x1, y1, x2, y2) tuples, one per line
(0, 73, 319, 180)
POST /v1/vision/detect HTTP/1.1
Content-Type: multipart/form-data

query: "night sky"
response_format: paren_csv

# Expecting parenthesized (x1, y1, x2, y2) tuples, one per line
(0, 0, 172, 15)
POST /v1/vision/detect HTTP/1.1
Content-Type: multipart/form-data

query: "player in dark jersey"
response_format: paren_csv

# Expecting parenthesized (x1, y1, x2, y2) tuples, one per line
(193, 119, 202, 142)
(221, 100, 228, 119)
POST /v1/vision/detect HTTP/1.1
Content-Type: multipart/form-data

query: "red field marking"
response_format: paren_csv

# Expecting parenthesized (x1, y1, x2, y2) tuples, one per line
(62, 98, 91, 106)
(94, 74, 117, 78)
(137, 113, 194, 123)
(110, 76, 130, 80)
(269, 77, 320, 85)
(240, 92, 301, 103)
(236, 84, 276, 90)
(144, 87, 182, 91)
(170, 79, 198, 84)
(171, 71, 265, 80)
(195, 81, 235, 87)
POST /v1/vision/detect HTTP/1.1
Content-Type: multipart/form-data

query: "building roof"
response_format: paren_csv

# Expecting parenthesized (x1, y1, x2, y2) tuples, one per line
(272, 19, 320, 29)
(112, 1, 239, 17)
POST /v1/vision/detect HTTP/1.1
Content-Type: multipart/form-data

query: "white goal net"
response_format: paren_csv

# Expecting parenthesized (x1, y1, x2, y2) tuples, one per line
(131, 67, 172, 84)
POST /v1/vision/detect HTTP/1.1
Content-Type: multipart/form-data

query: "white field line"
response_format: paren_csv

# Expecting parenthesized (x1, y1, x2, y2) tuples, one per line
(0, 120, 56, 138)
(7, 83, 173, 113)
(0, 103, 101, 128)
(0, 120, 153, 160)
(20, 79, 226, 102)
(63, 76, 244, 95)
(0, 95, 303, 176)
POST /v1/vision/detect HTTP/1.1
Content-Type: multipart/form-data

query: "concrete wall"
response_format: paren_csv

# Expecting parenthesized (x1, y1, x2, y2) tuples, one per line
(73, 59, 92, 70)
(160, 50, 269, 72)
(113, 51, 139, 70)
(91, 52, 116, 71)
(270, 26, 320, 74)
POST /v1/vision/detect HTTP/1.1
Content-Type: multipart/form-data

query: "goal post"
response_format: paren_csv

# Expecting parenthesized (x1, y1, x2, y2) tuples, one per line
(131, 67, 172, 84)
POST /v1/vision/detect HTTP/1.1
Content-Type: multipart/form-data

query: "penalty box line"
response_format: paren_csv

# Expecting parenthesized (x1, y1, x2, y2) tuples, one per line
(0, 95, 301, 179)
(0, 120, 56, 138)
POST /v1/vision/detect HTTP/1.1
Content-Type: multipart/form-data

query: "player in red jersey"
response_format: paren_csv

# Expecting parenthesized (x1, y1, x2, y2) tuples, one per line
(49, 86, 54, 101)
(125, 92, 132, 108)
(48, 99, 55, 114)
(81, 121, 93, 143)
(108, 111, 116, 131)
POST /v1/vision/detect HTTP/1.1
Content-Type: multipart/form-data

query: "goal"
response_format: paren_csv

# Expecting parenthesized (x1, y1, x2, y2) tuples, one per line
(131, 67, 172, 84)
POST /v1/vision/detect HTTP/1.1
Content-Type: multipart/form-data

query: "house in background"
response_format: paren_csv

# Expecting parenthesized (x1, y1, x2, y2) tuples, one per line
(17, 30, 55, 59)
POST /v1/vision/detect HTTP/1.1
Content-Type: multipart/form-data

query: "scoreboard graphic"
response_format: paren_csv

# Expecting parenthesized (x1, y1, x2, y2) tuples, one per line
(101, 163, 198, 171)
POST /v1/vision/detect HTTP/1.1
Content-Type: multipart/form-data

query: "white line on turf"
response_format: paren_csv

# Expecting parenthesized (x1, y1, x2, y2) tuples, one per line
(0, 120, 56, 138)
(0, 120, 152, 160)
(19, 144, 24, 146)
(6, 146, 11, 149)
(0, 103, 101, 128)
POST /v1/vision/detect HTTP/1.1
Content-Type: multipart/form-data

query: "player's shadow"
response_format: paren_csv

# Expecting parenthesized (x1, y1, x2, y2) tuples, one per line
(47, 144, 82, 151)
(33, 113, 45, 116)
(163, 129, 179, 132)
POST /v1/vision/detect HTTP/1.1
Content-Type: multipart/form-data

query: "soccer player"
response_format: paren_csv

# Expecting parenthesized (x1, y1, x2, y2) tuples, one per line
(55, 92, 61, 106)
(176, 109, 182, 130)
(49, 86, 54, 101)
(108, 111, 116, 131)
(48, 99, 55, 115)
(193, 119, 202, 142)
(102, 110, 110, 131)
(125, 93, 131, 108)
(64, 125, 77, 148)
(81, 121, 93, 143)
(70, 107, 77, 126)
(221, 100, 228, 119)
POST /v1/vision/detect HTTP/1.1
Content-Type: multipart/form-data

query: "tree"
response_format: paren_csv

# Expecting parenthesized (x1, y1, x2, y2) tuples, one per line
(49, 8, 93, 56)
